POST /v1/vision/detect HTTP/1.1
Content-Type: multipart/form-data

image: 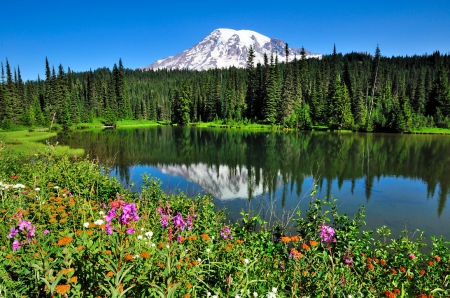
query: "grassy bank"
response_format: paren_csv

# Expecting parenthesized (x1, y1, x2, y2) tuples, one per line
(0, 130, 84, 156)
(0, 148, 448, 297)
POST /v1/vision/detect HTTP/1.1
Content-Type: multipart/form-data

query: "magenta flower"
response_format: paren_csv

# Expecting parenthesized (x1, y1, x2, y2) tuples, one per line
(220, 225, 233, 240)
(12, 240, 21, 251)
(126, 227, 136, 234)
(319, 224, 336, 243)
(7, 227, 19, 239)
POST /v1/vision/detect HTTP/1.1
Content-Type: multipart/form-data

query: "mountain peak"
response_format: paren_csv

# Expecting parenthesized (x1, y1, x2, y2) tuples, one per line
(141, 29, 321, 71)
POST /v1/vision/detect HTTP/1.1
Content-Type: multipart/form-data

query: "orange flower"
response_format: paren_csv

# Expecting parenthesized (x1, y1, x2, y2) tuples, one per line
(366, 257, 373, 263)
(124, 253, 134, 261)
(186, 282, 192, 289)
(433, 255, 441, 262)
(106, 271, 114, 277)
(366, 264, 374, 270)
(176, 264, 181, 269)
(309, 240, 318, 247)
(380, 259, 386, 266)
(290, 248, 303, 259)
(184, 294, 191, 298)
(69, 276, 78, 283)
(192, 260, 199, 266)
(393, 288, 401, 294)
(374, 258, 379, 263)
(382, 290, 395, 298)
(140, 251, 150, 259)
(200, 234, 210, 241)
(105, 250, 112, 255)
(280, 236, 291, 243)
(235, 239, 244, 244)
(86, 230, 94, 236)
(76, 230, 82, 236)
(290, 236, 301, 242)
(400, 266, 406, 273)
(77, 246, 84, 251)
(187, 235, 197, 241)
(407, 275, 413, 279)
(419, 270, 425, 275)
(427, 261, 434, 266)
(302, 243, 311, 250)
(57, 236, 73, 246)
(390, 268, 397, 274)
(55, 284, 71, 295)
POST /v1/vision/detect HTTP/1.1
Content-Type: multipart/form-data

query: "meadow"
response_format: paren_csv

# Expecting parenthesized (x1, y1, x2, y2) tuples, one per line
(0, 143, 449, 298)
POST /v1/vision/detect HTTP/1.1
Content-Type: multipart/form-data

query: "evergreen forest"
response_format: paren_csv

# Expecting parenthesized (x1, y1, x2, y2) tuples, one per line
(1, 46, 450, 132)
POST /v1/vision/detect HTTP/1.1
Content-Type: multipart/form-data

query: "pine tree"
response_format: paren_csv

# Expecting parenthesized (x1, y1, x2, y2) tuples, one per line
(245, 46, 257, 119)
(281, 43, 294, 125)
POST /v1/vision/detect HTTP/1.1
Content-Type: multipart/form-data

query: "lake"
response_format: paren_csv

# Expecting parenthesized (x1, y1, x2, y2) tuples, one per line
(49, 126, 450, 240)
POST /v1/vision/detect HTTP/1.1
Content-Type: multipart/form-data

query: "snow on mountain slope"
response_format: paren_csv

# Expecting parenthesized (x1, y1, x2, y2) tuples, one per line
(141, 28, 321, 71)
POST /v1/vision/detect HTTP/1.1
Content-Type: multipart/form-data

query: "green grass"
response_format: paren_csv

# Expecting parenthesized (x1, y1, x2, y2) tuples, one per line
(0, 130, 84, 156)
(410, 127, 450, 134)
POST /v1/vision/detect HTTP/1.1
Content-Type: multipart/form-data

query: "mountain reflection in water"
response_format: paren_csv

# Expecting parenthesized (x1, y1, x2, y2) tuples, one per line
(49, 126, 450, 240)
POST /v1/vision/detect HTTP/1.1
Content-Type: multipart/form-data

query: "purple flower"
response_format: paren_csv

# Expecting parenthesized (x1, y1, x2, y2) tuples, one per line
(105, 223, 114, 235)
(408, 253, 416, 259)
(160, 214, 169, 228)
(42, 230, 49, 235)
(344, 259, 354, 264)
(12, 240, 21, 251)
(319, 224, 336, 243)
(126, 227, 135, 234)
(173, 212, 186, 231)
(177, 235, 182, 243)
(7, 227, 19, 239)
(18, 220, 32, 231)
(119, 203, 139, 225)
(220, 225, 233, 240)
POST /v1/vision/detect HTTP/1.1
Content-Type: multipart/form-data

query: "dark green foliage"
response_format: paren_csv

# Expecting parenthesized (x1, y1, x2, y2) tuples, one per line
(1, 50, 450, 131)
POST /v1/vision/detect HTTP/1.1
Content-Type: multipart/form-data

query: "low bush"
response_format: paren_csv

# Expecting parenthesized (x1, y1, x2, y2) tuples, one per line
(0, 148, 448, 297)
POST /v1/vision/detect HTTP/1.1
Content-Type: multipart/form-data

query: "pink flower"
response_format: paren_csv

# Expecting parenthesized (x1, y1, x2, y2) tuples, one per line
(408, 253, 416, 259)
(319, 224, 336, 243)
(12, 240, 21, 251)
(126, 227, 135, 234)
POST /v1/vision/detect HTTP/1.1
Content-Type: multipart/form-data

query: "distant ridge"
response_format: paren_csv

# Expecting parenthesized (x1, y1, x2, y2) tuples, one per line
(140, 28, 321, 71)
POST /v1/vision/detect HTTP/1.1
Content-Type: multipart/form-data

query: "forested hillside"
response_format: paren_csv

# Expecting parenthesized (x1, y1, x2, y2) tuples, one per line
(1, 46, 449, 132)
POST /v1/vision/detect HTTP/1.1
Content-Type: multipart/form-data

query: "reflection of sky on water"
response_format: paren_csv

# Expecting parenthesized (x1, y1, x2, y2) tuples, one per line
(112, 163, 450, 241)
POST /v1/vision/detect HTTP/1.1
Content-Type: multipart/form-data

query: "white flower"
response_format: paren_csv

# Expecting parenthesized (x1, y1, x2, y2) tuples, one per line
(140, 227, 145, 231)
(94, 219, 104, 225)
(54, 186, 59, 190)
(206, 248, 211, 253)
(99, 211, 105, 215)
(253, 292, 258, 297)
(132, 254, 140, 259)
(137, 235, 143, 240)
(197, 258, 201, 262)
(13, 184, 25, 189)
(235, 295, 241, 298)
(272, 287, 277, 293)
(35, 187, 40, 191)
(206, 292, 211, 297)
(145, 231, 153, 238)
(212, 295, 218, 298)
(151, 243, 156, 247)
(166, 245, 170, 249)
(266, 293, 276, 298)
(83, 222, 89, 228)
(244, 258, 249, 264)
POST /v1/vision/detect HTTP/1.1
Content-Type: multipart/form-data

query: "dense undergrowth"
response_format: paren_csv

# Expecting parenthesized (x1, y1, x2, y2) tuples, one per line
(0, 145, 449, 297)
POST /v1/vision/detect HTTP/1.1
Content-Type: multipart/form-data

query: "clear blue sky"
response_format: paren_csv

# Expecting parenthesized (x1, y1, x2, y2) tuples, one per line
(1, 0, 449, 81)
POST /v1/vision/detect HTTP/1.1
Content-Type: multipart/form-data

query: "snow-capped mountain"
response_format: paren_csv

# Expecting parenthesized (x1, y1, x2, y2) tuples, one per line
(141, 28, 321, 71)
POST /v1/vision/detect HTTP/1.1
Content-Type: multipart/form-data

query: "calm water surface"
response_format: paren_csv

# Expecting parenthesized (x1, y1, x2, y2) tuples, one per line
(51, 127, 450, 240)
